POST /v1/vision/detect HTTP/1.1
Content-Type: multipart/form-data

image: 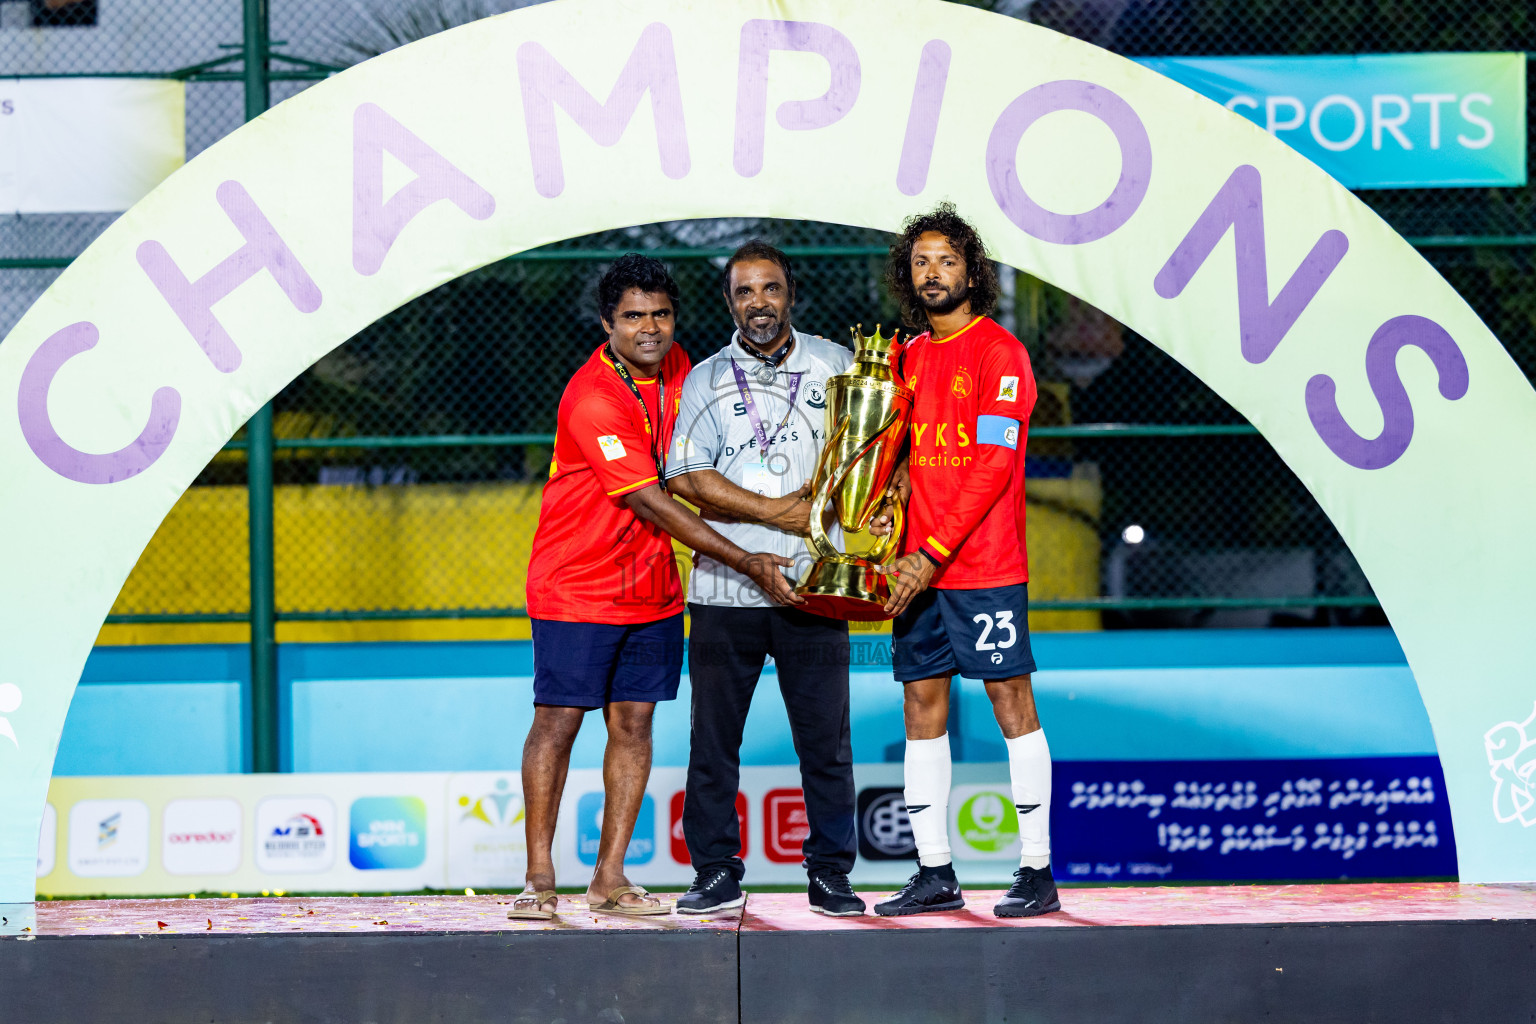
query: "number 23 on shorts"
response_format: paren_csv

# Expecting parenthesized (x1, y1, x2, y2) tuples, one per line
(972, 610, 1017, 651)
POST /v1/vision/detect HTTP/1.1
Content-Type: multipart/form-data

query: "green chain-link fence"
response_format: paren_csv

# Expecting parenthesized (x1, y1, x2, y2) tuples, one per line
(3, 0, 1533, 638)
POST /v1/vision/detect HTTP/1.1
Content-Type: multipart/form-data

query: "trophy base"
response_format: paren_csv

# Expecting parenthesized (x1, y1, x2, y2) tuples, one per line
(794, 555, 894, 621)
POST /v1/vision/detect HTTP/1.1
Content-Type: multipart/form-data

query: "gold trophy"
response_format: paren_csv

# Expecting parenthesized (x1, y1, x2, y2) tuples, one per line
(796, 326, 914, 620)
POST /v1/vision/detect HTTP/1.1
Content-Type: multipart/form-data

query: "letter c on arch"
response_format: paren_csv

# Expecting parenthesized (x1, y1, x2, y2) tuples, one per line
(17, 322, 181, 485)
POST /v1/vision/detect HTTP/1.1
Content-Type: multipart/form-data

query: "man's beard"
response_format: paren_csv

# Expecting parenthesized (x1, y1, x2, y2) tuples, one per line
(735, 307, 790, 348)
(918, 280, 970, 316)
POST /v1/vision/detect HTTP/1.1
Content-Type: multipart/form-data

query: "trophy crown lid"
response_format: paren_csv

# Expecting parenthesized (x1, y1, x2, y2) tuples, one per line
(849, 323, 900, 355)
(849, 325, 902, 378)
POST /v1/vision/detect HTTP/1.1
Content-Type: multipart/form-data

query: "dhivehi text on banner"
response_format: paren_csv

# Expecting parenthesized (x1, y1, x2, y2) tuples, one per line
(0, 78, 185, 214)
(1137, 53, 1527, 188)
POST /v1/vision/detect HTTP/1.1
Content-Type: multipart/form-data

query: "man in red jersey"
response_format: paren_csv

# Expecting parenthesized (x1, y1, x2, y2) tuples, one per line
(510, 254, 798, 920)
(870, 205, 1059, 919)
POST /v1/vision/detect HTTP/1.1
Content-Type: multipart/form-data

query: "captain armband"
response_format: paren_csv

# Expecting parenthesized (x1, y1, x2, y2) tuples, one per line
(977, 415, 1021, 450)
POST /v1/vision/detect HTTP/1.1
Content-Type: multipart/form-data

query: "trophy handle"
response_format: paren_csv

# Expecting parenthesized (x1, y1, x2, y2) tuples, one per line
(807, 415, 851, 561)
(807, 407, 905, 562)
(865, 497, 905, 565)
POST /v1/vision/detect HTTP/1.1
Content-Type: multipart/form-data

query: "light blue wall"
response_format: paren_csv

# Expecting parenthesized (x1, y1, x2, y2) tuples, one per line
(60, 629, 1428, 775)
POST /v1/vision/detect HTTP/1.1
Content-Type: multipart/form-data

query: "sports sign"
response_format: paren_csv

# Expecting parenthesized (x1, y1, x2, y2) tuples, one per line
(1139, 54, 1527, 188)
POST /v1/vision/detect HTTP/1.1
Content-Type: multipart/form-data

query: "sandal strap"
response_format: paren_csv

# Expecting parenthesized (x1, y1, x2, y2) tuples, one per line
(514, 890, 557, 905)
(605, 885, 652, 902)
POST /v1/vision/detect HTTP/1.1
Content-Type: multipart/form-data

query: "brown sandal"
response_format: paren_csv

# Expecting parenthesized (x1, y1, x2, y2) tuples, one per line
(587, 885, 671, 917)
(507, 889, 558, 920)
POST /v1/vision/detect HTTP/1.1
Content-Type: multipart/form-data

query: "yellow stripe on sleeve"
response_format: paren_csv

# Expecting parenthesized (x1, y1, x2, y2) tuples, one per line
(607, 476, 659, 497)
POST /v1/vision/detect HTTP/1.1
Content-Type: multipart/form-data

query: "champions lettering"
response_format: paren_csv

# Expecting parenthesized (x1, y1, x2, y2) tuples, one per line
(15, 18, 1470, 487)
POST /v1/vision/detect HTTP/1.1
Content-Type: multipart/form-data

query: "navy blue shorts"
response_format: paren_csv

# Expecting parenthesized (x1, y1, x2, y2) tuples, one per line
(892, 583, 1037, 682)
(531, 614, 684, 707)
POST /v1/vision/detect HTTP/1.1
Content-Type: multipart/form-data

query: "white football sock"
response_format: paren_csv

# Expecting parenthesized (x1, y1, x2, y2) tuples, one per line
(903, 734, 953, 868)
(1006, 729, 1052, 870)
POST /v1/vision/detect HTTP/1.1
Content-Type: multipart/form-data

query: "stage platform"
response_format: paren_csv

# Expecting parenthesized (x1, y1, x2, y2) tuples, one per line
(6, 883, 1536, 1023)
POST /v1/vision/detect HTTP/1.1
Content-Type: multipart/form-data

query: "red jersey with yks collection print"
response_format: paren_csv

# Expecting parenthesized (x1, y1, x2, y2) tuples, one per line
(526, 342, 691, 623)
(899, 316, 1037, 589)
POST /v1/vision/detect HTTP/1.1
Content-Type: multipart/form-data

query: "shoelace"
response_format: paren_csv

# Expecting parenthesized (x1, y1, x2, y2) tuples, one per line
(1008, 868, 1042, 898)
(693, 869, 729, 893)
(814, 872, 852, 895)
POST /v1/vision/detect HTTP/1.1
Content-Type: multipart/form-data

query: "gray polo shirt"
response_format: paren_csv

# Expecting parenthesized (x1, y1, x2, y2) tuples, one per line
(665, 329, 854, 607)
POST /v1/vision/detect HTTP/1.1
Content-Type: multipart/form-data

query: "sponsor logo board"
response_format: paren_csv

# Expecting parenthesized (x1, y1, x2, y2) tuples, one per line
(255, 796, 335, 874)
(577, 791, 655, 866)
(669, 790, 747, 864)
(67, 799, 149, 877)
(857, 787, 915, 861)
(447, 773, 527, 887)
(349, 796, 428, 870)
(162, 797, 242, 875)
(950, 786, 1020, 860)
(764, 788, 810, 864)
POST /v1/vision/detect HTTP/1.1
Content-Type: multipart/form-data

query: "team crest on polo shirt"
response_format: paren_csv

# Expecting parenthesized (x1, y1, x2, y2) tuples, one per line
(806, 380, 827, 409)
(952, 368, 973, 398)
(597, 435, 627, 461)
(998, 376, 1019, 401)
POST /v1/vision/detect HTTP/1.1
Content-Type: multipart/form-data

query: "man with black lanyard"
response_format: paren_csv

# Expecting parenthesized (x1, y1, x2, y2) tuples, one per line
(666, 242, 865, 917)
(514, 254, 798, 921)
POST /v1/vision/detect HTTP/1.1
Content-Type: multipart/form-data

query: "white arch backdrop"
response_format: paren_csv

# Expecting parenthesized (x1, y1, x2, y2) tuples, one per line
(2, 0, 1535, 926)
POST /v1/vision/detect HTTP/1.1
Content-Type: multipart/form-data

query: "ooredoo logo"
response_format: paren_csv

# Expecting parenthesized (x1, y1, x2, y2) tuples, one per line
(669, 791, 747, 864)
(162, 797, 243, 875)
(764, 789, 809, 864)
(256, 796, 336, 873)
(349, 796, 427, 870)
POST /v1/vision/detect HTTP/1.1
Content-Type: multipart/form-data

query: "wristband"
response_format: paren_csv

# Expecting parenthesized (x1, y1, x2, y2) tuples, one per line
(918, 548, 942, 569)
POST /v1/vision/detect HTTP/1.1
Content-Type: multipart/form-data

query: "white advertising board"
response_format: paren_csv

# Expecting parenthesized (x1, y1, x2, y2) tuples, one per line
(37, 766, 1023, 896)
(0, 78, 184, 213)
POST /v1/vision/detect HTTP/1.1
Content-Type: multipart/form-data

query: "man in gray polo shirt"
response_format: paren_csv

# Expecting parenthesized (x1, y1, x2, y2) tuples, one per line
(665, 241, 864, 917)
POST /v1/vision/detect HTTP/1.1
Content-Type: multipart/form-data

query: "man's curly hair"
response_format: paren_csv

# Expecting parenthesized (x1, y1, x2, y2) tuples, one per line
(886, 202, 999, 333)
(597, 252, 682, 327)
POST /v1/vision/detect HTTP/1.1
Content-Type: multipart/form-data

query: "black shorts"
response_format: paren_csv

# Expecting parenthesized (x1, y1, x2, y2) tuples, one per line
(531, 614, 684, 707)
(892, 583, 1037, 682)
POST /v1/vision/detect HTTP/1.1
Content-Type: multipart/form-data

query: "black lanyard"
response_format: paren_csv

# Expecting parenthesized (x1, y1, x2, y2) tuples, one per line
(607, 347, 666, 480)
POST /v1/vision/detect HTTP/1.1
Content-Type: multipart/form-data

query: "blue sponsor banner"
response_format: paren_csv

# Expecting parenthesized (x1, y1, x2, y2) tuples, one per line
(1054, 756, 1455, 881)
(576, 791, 656, 866)
(348, 795, 427, 870)
(1137, 54, 1527, 188)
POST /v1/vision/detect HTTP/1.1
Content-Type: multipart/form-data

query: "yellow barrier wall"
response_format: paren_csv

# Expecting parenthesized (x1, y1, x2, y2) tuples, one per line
(99, 475, 1100, 645)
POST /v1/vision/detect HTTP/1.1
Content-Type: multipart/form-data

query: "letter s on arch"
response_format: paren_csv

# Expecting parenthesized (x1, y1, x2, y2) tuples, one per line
(17, 322, 181, 485)
(1305, 314, 1468, 471)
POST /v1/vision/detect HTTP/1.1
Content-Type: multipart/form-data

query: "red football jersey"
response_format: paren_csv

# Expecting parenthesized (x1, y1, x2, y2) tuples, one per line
(526, 342, 691, 623)
(899, 317, 1037, 589)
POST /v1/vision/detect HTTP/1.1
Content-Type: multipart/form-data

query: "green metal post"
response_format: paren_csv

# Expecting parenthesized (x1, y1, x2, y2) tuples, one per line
(243, 0, 279, 774)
